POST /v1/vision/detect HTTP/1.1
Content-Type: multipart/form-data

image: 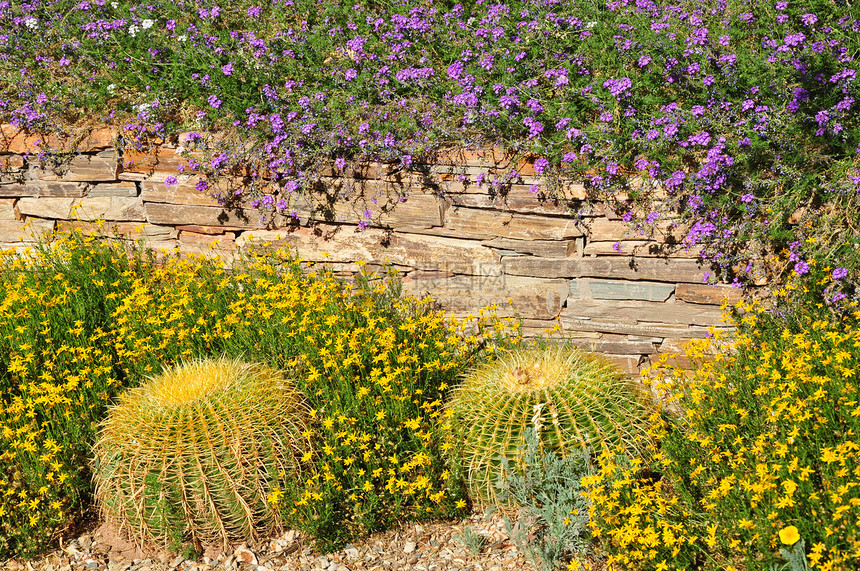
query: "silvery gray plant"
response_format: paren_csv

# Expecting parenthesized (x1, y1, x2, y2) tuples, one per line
(496, 427, 593, 571)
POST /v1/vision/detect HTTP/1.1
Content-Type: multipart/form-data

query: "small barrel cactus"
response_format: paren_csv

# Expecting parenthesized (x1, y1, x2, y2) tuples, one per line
(446, 345, 653, 507)
(92, 357, 312, 552)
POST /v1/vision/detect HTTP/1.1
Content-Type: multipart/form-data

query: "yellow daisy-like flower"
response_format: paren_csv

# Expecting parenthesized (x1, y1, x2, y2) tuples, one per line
(779, 525, 800, 545)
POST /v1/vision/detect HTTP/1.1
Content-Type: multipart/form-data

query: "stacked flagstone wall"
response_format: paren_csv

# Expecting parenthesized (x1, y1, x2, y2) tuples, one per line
(0, 125, 740, 375)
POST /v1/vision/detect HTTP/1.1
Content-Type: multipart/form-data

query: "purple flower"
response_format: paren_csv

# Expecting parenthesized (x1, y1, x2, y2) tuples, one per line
(600, 111, 614, 122)
(612, 241, 622, 253)
(345, 68, 358, 81)
(794, 261, 810, 275)
(534, 158, 550, 174)
(832, 267, 849, 280)
(801, 13, 818, 26)
(196, 179, 209, 192)
(221, 62, 234, 76)
(276, 199, 288, 210)
(164, 175, 178, 187)
(638, 55, 651, 67)
(207, 94, 222, 109)
(401, 154, 413, 167)
(741, 193, 754, 203)
(562, 152, 576, 163)
(335, 157, 347, 170)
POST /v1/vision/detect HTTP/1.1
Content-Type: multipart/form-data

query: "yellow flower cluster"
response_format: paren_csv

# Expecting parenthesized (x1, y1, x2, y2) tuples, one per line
(584, 286, 860, 570)
(0, 231, 522, 557)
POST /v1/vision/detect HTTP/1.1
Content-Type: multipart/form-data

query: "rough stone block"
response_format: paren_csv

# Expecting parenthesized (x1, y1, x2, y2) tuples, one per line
(560, 317, 713, 339)
(140, 176, 221, 206)
(675, 283, 743, 306)
(481, 237, 577, 258)
(0, 182, 86, 198)
(403, 275, 570, 319)
(446, 192, 578, 216)
(561, 299, 726, 327)
(568, 333, 659, 355)
(504, 256, 709, 283)
(0, 154, 25, 171)
(179, 230, 237, 250)
(37, 155, 119, 182)
(74, 197, 146, 222)
(236, 226, 500, 275)
(18, 197, 76, 219)
(584, 240, 703, 258)
(88, 181, 139, 197)
(0, 199, 18, 220)
(602, 354, 644, 375)
(57, 220, 177, 240)
(145, 203, 264, 228)
(443, 206, 583, 240)
(0, 218, 54, 242)
(584, 218, 686, 242)
(584, 279, 676, 302)
(175, 224, 246, 235)
(18, 196, 145, 221)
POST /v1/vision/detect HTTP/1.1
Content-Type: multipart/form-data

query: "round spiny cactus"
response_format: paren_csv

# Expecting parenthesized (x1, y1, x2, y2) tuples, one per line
(92, 357, 311, 552)
(447, 345, 653, 507)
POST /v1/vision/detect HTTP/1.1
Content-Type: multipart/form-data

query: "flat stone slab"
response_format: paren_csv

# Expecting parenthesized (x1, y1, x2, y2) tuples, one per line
(18, 197, 145, 221)
(145, 203, 264, 228)
(402, 274, 569, 320)
(236, 226, 500, 275)
(443, 206, 583, 240)
(561, 299, 727, 327)
(569, 278, 676, 302)
(505, 256, 710, 283)
(676, 283, 743, 305)
(0, 218, 54, 242)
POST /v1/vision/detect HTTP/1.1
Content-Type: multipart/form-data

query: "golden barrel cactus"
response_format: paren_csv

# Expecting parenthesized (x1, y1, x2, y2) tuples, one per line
(92, 358, 311, 552)
(447, 345, 653, 507)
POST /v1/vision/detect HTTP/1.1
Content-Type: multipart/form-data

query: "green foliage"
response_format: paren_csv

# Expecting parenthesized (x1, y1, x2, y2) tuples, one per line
(496, 428, 593, 571)
(91, 357, 311, 553)
(0, 228, 522, 559)
(446, 344, 652, 507)
(0, 233, 158, 559)
(584, 284, 860, 570)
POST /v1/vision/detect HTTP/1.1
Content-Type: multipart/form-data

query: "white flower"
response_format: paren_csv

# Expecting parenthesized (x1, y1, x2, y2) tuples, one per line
(128, 24, 139, 37)
(177, 34, 187, 42)
(141, 19, 154, 29)
(175, 145, 186, 155)
(585, 21, 597, 29)
(24, 18, 38, 30)
(107, 84, 117, 94)
(134, 102, 151, 113)
(111, 1, 118, 8)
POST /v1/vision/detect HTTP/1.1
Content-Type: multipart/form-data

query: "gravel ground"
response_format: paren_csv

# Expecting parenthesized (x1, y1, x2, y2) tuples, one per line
(3, 510, 560, 571)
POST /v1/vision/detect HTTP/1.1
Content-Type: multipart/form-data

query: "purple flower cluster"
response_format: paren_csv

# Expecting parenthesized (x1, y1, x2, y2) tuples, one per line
(1, 0, 858, 286)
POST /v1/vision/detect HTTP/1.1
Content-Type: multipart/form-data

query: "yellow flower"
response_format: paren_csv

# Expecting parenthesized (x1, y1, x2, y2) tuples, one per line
(779, 525, 800, 545)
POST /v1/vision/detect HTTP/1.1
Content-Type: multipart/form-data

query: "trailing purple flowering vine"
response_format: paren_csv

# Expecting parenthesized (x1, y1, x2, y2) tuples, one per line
(0, 0, 858, 294)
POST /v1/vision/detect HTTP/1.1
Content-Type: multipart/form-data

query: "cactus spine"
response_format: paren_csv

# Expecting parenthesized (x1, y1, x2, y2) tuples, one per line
(447, 345, 653, 507)
(92, 357, 311, 552)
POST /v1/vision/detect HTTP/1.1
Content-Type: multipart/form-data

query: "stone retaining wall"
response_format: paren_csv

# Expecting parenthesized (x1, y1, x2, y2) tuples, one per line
(0, 125, 740, 375)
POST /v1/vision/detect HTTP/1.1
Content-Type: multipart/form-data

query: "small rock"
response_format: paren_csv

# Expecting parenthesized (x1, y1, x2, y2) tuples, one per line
(343, 546, 359, 561)
(316, 556, 329, 569)
(84, 560, 99, 569)
(403, 541, 417, 554)
(79, 535, 93, 551)
(234, 545, 258, 566)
